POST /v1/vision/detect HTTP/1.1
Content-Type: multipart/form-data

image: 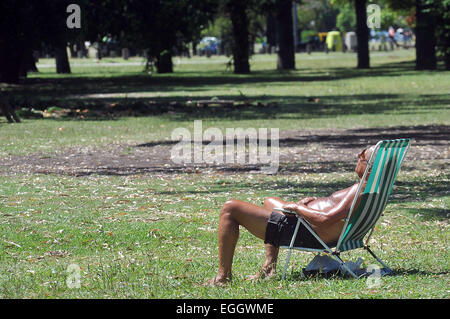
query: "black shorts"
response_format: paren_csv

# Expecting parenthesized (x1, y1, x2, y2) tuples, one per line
(264, 211, 323, 249)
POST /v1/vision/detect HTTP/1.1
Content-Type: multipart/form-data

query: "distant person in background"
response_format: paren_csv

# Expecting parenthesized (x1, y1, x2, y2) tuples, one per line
(389, 26, 399, 48)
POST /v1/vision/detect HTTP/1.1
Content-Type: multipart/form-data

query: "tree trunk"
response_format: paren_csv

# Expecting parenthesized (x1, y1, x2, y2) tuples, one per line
(266, 12, 277, 54)
(156, 50, 173, 73)
(415, 0, 437, 70)
(55, 41, 71, 74)
(0, 94, 20, 123)
(0, 43, 23, 83)
(444, 37, 450, 70)
(228, 0, 250, 74)
(442, 4, 450, 70)
(275, 0, 295, 70)
(19, 49, 38, 77)
(355, 0, 370, 69)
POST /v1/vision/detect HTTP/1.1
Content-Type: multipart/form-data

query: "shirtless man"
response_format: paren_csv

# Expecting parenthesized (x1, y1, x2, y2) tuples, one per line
(204, 145, 375, 286)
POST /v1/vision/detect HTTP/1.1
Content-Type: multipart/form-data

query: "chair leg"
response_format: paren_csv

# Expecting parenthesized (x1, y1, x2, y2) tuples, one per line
(364, 246, 393, 275)
(282, 218, 302, 280)
(282, 248, 293, 280)
(331, 253, 359, 279)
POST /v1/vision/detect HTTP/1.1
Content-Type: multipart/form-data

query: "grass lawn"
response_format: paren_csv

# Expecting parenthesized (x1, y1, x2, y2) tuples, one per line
(2, 50, 449, 156)
(0, 50, 449, 298)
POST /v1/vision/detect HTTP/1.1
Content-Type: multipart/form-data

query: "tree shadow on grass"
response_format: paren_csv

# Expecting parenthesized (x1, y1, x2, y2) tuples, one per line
(277, 124, 449, 149)
(8, 91, 446, 124)
(146, 170, 448, 206)
(15, 60, 422, 97)
(393, 178, 450, 203)
(390, 268, 450, 277)
(5, 58, 450, 122)
(151, 178, 354, 198)
(402, 208, 450, 221)
(159, 93, 450, 122)
(135, 124, 449, 150)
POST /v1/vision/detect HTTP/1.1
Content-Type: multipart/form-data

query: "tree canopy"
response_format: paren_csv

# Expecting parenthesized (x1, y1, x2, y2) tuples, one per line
(1, 0, 449, 83)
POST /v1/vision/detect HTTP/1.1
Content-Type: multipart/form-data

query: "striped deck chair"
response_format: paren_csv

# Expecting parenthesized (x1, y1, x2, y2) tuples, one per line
(279, 139, 411, 279)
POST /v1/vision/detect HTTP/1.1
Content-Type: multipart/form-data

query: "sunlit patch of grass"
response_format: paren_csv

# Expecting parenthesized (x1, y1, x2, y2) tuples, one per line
(0, 49, 448, 298)
(0, 169, 448, 298)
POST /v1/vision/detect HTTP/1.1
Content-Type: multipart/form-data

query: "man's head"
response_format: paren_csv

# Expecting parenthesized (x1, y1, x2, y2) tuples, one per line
(355, 145, 376, 178)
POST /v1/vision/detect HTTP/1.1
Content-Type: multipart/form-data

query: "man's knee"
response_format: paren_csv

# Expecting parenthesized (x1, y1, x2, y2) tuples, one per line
(221, 199, 240, 214)
(263, 197, 279, 209)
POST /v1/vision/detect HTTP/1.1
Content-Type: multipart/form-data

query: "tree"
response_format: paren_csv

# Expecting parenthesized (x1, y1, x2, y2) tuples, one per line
(0, 1, 37, 83)
(124, 0, 217, 73)
(0, 0, 79, 82)
(0, 0, 218, 81)
(226, 0, 251, 73)
(257, 0, 296, 69)
(415, 0, 436, 69)
(336, 3, 356, 32)
(54, 42, 72, 74)
(205, 0, 267, 73)
(221, 0, 297, 72)
(301, 0, 339, 32)
(332, 0, 370, 68)
(275, 0, 295, 70)
(42, 1, 76, 74)
(80, 0, 217, 74)
(355, 0, 370, 68)
(0, 93, 20, 123)
(435, 0, 450, 69)
(385, 0, 443, 70)
(266, 11, 277, 53)
(421, 0, 450, 70)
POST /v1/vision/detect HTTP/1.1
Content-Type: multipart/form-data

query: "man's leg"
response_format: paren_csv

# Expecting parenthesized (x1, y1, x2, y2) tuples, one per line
(248, 197, 289, 280)
(247, 243, 279, 280)
(205, 199, 272, 285)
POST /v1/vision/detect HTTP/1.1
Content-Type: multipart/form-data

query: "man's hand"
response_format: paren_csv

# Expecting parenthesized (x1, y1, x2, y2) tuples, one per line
(297, 197, 317, 206)
(281, 203, 300, 215)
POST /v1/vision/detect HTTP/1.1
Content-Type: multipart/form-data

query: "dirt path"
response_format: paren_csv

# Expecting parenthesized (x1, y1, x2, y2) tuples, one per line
(1, 125, 448, 176)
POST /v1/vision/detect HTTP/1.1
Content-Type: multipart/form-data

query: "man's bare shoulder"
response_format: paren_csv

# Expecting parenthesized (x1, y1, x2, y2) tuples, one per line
(349, 182, 360, 193)
(330, 183, 359, 199)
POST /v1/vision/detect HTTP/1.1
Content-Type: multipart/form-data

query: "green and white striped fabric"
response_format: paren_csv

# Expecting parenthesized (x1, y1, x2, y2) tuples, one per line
(338, 139, 410, 252)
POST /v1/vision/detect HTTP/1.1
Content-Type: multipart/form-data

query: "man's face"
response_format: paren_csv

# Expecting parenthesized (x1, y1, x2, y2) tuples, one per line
(355, 147, 372, 178)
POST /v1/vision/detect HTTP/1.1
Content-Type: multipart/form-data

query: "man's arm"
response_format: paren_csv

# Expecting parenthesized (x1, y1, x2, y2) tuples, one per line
(282, 184, 359, 227)
(297, 197, 317, 205)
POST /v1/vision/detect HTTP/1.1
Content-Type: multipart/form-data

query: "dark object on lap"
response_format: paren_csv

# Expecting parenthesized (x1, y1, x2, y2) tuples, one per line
(264, 211, 323, 249)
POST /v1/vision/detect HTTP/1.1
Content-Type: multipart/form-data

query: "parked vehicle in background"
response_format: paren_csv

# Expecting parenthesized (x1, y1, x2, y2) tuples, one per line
(344, 31, 357, 52)
(296, 32, 327, 52)
(198, 37, 221, 56)
(326, 31, 342, 52)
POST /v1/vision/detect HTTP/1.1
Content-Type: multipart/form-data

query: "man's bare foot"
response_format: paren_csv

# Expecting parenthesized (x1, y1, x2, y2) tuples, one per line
(203, 275, 231, 287)
(247, 266, 276, 281)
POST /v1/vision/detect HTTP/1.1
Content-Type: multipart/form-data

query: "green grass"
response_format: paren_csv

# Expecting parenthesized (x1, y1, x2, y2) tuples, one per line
(0, 171, 448, 298)
(0, 50, 449, 298)
(2, 50, 449, 156)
